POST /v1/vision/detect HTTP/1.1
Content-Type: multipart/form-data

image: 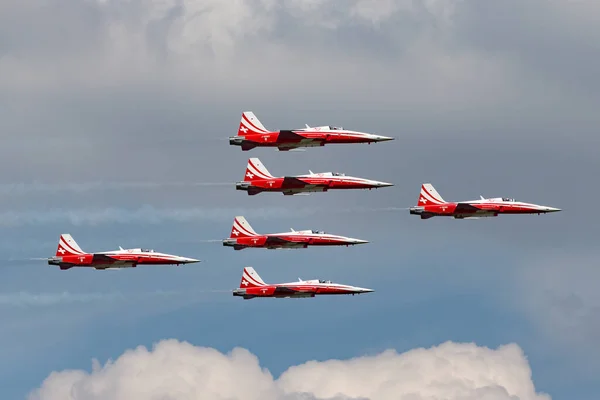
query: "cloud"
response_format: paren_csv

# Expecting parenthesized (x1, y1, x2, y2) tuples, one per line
(4, 0, 595, 109)
(28, 339, 549, 400)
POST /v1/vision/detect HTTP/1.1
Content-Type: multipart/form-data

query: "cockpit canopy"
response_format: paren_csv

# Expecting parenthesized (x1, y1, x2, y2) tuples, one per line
(311, 230, 325, 234)
(328, 126, 343, 130)
(318, 279, 332, 284)
(141, 248, 154, 253)
(331, 172, 345, 176)
(501, 198, 515, 202)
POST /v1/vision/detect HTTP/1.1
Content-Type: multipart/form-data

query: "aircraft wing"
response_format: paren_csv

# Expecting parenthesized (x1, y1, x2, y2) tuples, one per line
(282, 176, 310, 187)
(277, 130, 325, 150)
(455, 203, 481, 213)
(274, 286, 316, 295)
(92, 254, 138, 266)
(264, 236, 308, 247)
(281, 176, 327, 195)
(473, 203, 501, 211)
(91, 254, 119, 262)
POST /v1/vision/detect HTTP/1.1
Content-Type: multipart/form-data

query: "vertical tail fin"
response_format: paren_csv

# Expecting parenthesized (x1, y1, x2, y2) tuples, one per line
(245, 158, 274, 181)
(238, 111, 269, 136)
(240, 267, 267, 288)
(56, 234, 85, 256)
(418, 183, 446, 206)
(230, 216, 258, 238)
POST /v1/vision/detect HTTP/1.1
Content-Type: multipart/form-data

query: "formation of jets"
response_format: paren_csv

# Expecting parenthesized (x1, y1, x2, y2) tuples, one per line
(41, 111, 561, 300)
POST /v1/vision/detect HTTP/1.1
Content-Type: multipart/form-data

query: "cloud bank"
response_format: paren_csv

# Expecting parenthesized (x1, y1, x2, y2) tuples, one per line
(29, 339, 550, 400)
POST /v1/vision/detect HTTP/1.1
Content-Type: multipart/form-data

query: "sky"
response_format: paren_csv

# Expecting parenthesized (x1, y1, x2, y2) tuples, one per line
(1, 0, 599, 399)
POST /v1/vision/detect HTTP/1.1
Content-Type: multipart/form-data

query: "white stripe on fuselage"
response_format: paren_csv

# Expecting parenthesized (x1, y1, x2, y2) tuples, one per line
(462, 199, 544, 209)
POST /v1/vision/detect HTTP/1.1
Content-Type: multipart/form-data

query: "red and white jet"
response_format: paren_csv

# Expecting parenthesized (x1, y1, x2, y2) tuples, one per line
(229, 111, 394, 151)
(223, 216, 369, 250)
(47, 234, 200, 270)
(409, 183, 562, 220)
(236, 158, 393, 196)
(233, 267, 374, 299)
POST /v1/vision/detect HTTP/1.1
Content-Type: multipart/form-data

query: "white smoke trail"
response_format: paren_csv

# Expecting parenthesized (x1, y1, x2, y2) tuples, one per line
(0, 290, 231, 307)
(0, 182, 232, 195)
(0, 205, 401, 227)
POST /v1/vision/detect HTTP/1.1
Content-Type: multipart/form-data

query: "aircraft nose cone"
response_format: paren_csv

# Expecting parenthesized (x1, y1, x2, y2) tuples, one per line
(354, 287, 374, 294)
(374, 135, 394, 142)
(377, 181, 394, 187)
(182, 257, 201, 264)
(350, 239, 369, 245)
(546, 207, 561, 212)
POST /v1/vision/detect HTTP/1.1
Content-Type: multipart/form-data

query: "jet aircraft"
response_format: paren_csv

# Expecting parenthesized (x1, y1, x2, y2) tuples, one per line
(223, 216, 369, 250)
(236, 158, 393, 195)
(233, 267, 374, 299)
(229, 111, 394, 151)
(47, 234, 200, 270)
(409, 183, 562, 219)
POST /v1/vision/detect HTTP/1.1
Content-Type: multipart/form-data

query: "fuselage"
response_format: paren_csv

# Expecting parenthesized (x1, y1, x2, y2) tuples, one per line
(233, 280, 373, 299)
(48, 248, 200, 270)
(236, 172, 393, 195)
(230, 127, 394, 151)
(410, 197, 561, 219)
(223, 230, 368, 250)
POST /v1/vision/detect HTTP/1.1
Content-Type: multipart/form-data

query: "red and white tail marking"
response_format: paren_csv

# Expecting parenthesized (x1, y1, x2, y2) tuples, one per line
(244, 158, 274, 181)
(230, 216, 258, 239)
(418, 183, 446, 206)
(56, 234, 86, 256)
(238, 111, 269, 136)
(240, 267, 267, 288)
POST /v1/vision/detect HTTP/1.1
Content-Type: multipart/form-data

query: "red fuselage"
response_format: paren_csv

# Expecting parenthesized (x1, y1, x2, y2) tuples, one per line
(237, 176, 392, 195)
(48, 252, 199, 270)
(223, 232, 368, 250)
(410, 201, 561, 219)
(230, 130, 392, 151)
(238, 284, 366, 298)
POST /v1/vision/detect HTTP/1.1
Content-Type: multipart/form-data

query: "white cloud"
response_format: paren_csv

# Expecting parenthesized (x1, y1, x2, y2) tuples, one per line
(28, 339, 550, 400)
